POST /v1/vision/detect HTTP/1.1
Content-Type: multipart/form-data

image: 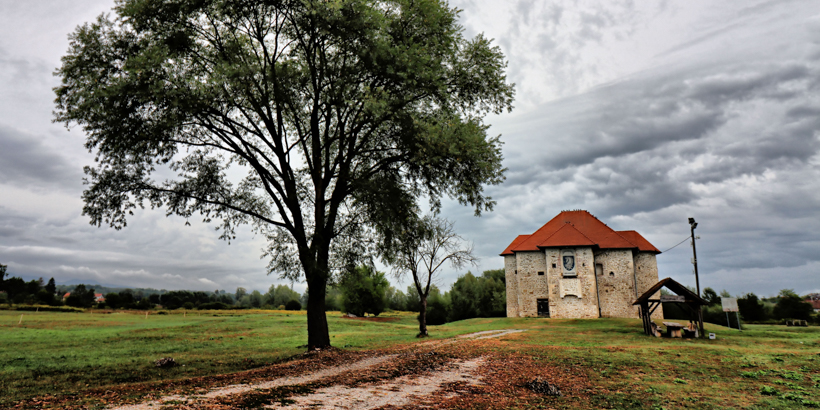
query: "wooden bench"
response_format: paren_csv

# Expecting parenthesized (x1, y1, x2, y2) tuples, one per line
(663, 322, 684, 338)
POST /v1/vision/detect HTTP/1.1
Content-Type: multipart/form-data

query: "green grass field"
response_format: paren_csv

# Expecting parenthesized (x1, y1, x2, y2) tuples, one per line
(2, 309, 818, 409)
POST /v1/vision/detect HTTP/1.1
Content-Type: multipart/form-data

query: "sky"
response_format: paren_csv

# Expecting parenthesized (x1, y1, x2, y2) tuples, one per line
(0, 0, 818, 297)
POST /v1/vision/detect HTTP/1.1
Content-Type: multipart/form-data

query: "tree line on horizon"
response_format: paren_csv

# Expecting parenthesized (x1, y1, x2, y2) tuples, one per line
(663, 286, 818, 326)
(3, 262, 817, 326)
(0, 261, 506, 324)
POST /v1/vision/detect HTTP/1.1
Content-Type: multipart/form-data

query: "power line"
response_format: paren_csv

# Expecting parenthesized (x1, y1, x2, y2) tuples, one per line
(661, 236, 691, 253)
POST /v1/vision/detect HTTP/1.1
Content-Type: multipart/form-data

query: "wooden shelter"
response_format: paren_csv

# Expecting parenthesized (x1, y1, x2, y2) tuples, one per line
(633, 277, 706, 338)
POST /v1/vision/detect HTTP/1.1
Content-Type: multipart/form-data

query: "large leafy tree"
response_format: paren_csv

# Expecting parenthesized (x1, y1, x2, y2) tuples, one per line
(54, 0, 513, 349)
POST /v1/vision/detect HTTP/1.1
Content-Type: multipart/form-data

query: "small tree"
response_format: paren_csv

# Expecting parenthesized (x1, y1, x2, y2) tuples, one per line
(738, 292, 768, 322)
(339, 265, 389, 316)
(45, 278, 57, 295)
(235, 288, 248, 302)
(265, 284, 301, 308)
(65, 285, 96, 308)
(383, 216, 476, 337)
(773, 289, 813, 321)
(702, 288, 720, 306)
(285, 299, 302, 311)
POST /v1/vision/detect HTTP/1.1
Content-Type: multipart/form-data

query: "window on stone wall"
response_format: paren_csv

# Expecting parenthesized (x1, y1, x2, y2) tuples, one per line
(596, 264, 603, 276)
(538, 271, 544, 276)
(552, 263, 556, 268)
(609, 271, 615, 276)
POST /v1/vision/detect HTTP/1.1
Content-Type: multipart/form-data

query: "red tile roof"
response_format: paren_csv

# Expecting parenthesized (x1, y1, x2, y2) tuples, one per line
(500, 234, 531, 256)
(500, 210, 661, 255)
(538, 223, 597, 248)
(617, 230, 662, 253)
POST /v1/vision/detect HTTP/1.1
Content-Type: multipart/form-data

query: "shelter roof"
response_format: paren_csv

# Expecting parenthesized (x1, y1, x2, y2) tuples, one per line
(633, 277, 707, 305)
(501, 210, 658, 255)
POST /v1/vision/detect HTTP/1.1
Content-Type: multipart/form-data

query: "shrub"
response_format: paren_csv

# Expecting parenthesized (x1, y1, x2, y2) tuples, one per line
(773, 289, 813, 321)
(760, 386, 778, 396)
(197, 302, 230, 310)
(424, 295, 449, 325)
(285, 300, 301, 311)
(339, 265, 388, 317)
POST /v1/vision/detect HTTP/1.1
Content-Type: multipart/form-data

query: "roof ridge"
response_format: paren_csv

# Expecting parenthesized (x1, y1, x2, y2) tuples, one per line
(569, 210, 639, 248)
(547, 222, 597, 245)
(611, 230, 639, 248)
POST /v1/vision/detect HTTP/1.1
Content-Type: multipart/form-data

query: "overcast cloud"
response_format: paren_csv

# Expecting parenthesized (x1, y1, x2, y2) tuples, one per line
(0, 0, 818, 296)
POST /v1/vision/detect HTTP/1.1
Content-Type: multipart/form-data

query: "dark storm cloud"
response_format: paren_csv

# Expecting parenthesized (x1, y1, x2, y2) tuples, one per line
(504, 57, 820, 186)
(452, 43, 820, 295)
(0, 124, 82, 189)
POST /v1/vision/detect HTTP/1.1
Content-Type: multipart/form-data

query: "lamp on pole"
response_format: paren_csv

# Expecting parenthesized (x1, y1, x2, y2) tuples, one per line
(688, 217, 700, 297)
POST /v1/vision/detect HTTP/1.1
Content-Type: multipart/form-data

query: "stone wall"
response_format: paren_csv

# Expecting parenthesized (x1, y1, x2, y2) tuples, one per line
(504, 255, 518, 317)
(546, 247, 599, 318)
(634, 252, 664, 320)
(514, 251, 549, 317)
(505, 247, 663, 320)
(594, 249, 639, 318)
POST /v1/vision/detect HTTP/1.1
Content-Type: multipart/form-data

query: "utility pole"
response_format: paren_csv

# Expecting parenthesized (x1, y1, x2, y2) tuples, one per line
(689, 217, 700, 297)
(689, 217, 705, 338)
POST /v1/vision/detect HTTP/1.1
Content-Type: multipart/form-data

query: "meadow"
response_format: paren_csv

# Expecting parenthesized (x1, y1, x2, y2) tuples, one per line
(1, 309, 818, 409)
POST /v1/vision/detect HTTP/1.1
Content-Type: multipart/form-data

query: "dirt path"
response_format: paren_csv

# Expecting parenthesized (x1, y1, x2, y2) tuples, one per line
(268, 357, 485, 409)
(108, 329, 525, 410)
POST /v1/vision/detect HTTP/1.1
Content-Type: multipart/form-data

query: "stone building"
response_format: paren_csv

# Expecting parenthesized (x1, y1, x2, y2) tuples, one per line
(501, 210, 663, 319)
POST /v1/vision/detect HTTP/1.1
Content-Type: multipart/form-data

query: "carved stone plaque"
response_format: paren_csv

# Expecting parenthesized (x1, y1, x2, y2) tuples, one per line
(560, 278, 582, 298)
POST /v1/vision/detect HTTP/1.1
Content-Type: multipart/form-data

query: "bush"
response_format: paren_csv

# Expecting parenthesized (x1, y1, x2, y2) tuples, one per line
(198, 302, 230, 310)
(285, 300, 302, 311)
(773, 289, 813, 321)
(339, 265, 388, 317)
(424, 294, 449, 325)
(182, 302, 195, 310)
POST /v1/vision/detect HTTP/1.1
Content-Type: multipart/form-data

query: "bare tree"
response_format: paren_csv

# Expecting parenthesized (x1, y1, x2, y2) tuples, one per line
(383, 216, 477, 337)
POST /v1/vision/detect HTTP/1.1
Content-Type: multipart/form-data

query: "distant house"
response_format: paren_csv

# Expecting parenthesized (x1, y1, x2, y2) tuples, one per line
(501, 210, 663, 320)
(806, 294, 820, 312)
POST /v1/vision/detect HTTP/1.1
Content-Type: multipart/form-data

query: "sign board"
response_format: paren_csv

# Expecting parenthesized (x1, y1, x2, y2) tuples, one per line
(660, 295, 685, 302)
(721, 297, 738, 312)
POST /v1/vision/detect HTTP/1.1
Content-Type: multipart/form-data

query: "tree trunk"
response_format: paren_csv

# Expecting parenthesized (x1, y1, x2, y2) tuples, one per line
(418, 295, 428, 337)
(306, 272, 331, 349)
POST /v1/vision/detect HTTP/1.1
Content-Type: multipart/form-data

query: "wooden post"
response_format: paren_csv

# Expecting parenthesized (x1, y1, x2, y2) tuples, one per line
(145, 311, 148, 319)
(19, 314, 23, 324)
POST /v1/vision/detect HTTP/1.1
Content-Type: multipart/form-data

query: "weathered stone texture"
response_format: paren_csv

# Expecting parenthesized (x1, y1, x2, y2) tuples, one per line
(514, 251, 548, 317)
(505, 255, 518, 317)
(634, 252, 664, 320)
(506, 247, 662, 320)
(594, 250, 639, 318)
(547, 247, 598, 319)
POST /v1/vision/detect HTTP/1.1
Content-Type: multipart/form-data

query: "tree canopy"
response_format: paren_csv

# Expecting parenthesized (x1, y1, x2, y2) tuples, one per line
(54, 0, 514, 348)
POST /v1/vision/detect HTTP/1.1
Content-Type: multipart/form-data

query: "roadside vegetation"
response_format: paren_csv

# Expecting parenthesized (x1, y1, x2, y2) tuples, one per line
(2, 309, 818, 409)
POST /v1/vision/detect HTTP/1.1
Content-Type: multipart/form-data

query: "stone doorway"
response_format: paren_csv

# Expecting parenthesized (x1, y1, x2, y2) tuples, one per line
(537, 298, 550, 318)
